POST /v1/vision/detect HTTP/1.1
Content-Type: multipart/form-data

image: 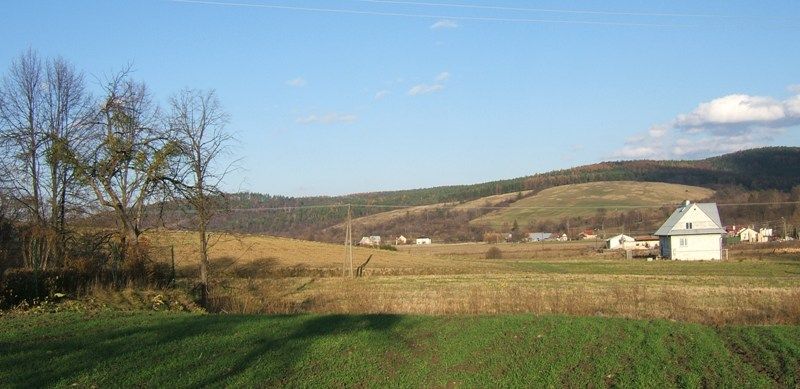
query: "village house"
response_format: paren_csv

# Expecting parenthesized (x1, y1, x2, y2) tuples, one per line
(415, 236, 432, 245)
(737, 227, 771, 243)
(358, 236, 381, 246)
(605, 234, 634, 249)
(655, 201, 725, 260)
(527, 232, 552, 242)
(554, 233, 569, 242)
(578, 229, 597, 240)
(395, 235, 407, 245)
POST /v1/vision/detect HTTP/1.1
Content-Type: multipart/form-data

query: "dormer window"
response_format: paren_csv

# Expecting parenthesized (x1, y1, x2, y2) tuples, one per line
(685, 222, 693, 229)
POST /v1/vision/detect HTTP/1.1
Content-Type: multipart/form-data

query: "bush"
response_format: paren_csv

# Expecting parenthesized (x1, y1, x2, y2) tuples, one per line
(0, 261, 173, 308)
(485, 246, 503, 259)
(378, 244, 397, 251)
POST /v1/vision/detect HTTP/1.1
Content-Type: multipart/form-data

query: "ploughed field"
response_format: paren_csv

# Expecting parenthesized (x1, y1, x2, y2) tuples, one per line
(147, 231, 800, 325)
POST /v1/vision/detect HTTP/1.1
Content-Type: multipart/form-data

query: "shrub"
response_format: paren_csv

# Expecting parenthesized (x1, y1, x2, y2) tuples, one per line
(485, 246, 503, 259)
(378, 244, 397, 251)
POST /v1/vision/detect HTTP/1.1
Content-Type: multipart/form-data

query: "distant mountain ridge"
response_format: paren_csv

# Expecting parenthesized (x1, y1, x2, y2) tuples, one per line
(201, 147, 800, 240)
(229, 146, 800, 208)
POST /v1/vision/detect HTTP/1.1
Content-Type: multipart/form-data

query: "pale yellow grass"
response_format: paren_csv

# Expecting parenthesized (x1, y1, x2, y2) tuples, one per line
(210, 273, 800, 325)
(145, 230, 493, 274)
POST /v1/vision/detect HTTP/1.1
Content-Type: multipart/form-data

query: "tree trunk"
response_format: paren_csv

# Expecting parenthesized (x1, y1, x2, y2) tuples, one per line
(198, 217, 209, 308)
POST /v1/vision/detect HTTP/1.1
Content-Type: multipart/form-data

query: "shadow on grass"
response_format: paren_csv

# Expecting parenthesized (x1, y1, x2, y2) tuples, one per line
(0, 313, 404, 387)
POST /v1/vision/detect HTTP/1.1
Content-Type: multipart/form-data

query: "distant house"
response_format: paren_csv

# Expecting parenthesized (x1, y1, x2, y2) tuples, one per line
(527, 232, 552, 242)
(606, 234, 634, 249)
(395, 235, 407, 245)
(655, 201, 725, 260)
(415, 236, 432, 245)
(737, 227, 759, 243)
(554, 233, 569, 242)
(737, 227, 770, 243)
(359, 236, 381, 246)
(578, 229, 597, 240)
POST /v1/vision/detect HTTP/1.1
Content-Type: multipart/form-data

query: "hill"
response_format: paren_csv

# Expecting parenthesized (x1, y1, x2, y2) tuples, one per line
(144, 147, 800, 240)
(470, 181, 715, 229)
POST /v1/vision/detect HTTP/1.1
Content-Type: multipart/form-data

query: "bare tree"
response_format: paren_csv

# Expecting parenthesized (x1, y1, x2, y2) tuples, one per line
(41, 56, 94, 261)
(69, 71, 177, 257)
(168, 88, 234, 307)
(0, 49, 46, 225)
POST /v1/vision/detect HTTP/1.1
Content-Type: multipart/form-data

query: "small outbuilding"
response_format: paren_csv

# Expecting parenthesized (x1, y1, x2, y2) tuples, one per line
(606, 234, 634, 249)
(415, 236, 432, 245)
(395, 235, 407, 245)
(527, 232, 552, 242)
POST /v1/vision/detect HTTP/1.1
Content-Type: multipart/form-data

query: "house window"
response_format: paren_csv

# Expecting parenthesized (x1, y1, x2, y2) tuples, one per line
(679, 238, 688, 247)
(685, 222, 693, 229)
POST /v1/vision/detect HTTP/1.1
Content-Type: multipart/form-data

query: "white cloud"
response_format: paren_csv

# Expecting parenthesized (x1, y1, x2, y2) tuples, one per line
(296, 112, 357, 125)
(374, 90, 390, 100)
(408, 83, 444, 96)
(285, 77, 307, 88)
(407, 71, 451, 96)
(788, 84, 800, 94)
(614, 88, 800, 160)
(430, 19, 458, 29)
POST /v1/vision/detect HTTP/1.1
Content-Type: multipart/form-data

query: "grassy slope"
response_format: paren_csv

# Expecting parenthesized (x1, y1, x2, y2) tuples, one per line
(1, 312, 799, 387)
(471, 181, 714, 227)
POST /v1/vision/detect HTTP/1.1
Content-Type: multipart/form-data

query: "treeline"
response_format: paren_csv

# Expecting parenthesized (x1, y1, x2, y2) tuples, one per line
(178, 147, 800, 240)
(0, 49, 232, 307)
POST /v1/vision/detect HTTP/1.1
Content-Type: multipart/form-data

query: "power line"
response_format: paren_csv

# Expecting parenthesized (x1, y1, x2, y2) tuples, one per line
(343, 0, 740, 19)
(181, 200, 800, 213)
(167, 0, 692, 27)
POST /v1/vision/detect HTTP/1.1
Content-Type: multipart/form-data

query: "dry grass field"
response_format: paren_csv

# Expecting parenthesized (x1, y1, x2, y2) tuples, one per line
(147, 230, 800, 325)
(470, 181, 715, 227)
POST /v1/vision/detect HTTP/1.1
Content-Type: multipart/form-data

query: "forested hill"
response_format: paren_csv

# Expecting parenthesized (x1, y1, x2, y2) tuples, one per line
(229, 147, 800, 209)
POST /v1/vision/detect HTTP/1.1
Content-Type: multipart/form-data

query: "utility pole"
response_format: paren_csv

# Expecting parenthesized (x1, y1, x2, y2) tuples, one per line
(343, 204, 354, 278)
(782, 217, 787, 240)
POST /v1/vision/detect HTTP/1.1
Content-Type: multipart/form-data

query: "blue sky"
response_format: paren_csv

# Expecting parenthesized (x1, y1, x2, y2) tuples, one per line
(3, 0, 800, 196)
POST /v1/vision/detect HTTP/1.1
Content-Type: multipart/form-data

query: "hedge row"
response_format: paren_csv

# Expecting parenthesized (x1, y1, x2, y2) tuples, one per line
(0, 262, 172, 308)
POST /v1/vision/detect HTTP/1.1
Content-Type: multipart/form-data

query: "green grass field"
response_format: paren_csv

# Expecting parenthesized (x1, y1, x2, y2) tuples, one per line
(1, 312, 799, 387)
(470, 181, 714, 227)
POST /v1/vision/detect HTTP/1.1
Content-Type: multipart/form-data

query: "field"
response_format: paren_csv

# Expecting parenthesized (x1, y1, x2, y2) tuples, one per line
(470, 181, 715, 228)
(144, 230, 800, 324)
(2, 311, 799, 387)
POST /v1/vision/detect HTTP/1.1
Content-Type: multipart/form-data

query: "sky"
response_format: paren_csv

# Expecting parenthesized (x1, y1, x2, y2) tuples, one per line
(2, 0, 800, 196)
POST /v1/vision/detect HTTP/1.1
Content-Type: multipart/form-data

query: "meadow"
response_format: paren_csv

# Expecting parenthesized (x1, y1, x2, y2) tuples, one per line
(146, 230, 800, 325)
(2, 312, 799, 387)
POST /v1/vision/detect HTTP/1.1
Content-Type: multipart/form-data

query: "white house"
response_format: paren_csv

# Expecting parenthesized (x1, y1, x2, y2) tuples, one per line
(654, 201, 725, 260)
(737, 227, 759, 243)
(359, 236, 381, 246)
(415, 236, 432, 245)
(395, 235, 407, 245)
(606, 234, 635, 249)
(554, 233, 569, 242)
(527, 232, 552, 242)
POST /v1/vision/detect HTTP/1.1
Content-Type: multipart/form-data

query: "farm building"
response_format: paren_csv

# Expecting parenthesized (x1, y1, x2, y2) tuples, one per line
(631, 236, 660, 249)
(527, 232, 552, 242)
(654, 201, 725, 260)
(395, 235, 407, 245)
(578, 229, 597, 240)
(415, 236, 432, 245)
(358, 236, 381, 246)
(554, 233, 569, 241)
(606, 234, 634, 249)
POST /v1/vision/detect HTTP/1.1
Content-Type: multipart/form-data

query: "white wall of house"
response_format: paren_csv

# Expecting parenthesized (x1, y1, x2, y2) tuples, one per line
(415, 237, 431, 245)
(606, 234, 634, 249)
(667, 235, 722, 260)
